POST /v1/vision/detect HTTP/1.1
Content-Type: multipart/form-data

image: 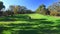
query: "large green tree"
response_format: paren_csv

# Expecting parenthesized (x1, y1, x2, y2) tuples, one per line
(0, 1, 5, 11)
(0, 1, 5, 16)
(36, 4, 47, 15)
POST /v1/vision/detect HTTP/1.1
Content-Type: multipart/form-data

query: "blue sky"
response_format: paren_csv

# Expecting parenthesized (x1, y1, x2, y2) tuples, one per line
(0, 0, 59, 11)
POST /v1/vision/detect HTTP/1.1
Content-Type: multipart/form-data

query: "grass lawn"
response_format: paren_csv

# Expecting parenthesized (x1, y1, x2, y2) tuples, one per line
(0, 14, 60, 34)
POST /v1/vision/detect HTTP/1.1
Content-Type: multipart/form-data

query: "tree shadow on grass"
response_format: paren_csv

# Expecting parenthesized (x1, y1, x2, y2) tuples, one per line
(0, 15, 31, 21)
(40, 20, 54, 24)
(0, 26, 5, 34)
(56, 19, 60, 21)
(36, 26, 60, 34)
(28, 18, 47, 22)
(29, 18, 54, 24)
(7, 23, 38, 27)
(12, 30, 38, 34)
(0, 18, 16, 22)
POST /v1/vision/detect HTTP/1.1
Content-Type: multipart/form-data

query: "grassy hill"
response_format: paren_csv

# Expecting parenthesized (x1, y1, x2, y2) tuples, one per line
(0, 14, 60, 34)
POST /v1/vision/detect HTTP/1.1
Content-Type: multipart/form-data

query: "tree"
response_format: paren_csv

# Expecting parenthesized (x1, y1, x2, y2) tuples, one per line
(13, 6, 18, 14)
(0, 1, 5, 16)
(46, 9, 50, 15)
(20, 6, 27, 14)
(9, 5, 20, 14)
(0, 1, 5, 11)
(5, 10, 14, 16)
(48, 2, 60, 16)
(8, 5, 34, 14)
(26, 10, 34, 14)
(9, 5, 15, 12)
(36, 4, 47, 15)
(8, 5, 27, 14)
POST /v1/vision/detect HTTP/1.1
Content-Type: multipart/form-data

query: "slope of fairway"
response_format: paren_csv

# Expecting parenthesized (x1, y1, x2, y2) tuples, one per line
(0, 14, 60, 24)
(0, 14, 60, 34)
(28, 14, 60, 21)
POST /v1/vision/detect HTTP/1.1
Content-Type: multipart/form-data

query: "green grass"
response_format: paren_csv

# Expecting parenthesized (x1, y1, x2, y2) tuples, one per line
(0, 14, 60, 34)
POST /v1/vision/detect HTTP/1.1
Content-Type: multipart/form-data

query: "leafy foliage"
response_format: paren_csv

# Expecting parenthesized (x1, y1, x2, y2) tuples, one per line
(0, 1, 5, 11)
(48, 2, 60, 16)
(36, 4, 47, 15)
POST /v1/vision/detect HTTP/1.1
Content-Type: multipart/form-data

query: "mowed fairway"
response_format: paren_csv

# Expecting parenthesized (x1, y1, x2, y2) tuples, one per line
(0, 14, 60, 34)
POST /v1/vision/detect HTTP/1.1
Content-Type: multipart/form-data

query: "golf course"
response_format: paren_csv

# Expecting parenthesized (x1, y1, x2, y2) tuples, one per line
(0, 0, 60, 34)
(0, 14, 60, 34)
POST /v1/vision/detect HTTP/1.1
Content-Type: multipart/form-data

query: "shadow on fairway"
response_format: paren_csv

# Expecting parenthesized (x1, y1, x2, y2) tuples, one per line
(11, 30, 38, 34)
(29, 18, 54, 24)
(0, 15, 31, 21)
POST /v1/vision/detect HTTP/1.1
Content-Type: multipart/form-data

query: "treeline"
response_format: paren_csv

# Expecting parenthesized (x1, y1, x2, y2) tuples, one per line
(36, 2, 60, 16)
(0, 1, 60, 16)
(0, 1, 35, 16)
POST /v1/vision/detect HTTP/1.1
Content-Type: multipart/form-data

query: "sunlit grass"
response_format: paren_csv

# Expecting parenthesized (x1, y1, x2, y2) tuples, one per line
(0, 14, 60, 34)
(0, 14, 60, 24)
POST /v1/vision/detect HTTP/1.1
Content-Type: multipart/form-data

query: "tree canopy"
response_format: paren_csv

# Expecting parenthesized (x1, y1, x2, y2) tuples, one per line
(48, 2, 60, 12)
(36, 4, 47, 15)
(0, 1, 5, 11)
